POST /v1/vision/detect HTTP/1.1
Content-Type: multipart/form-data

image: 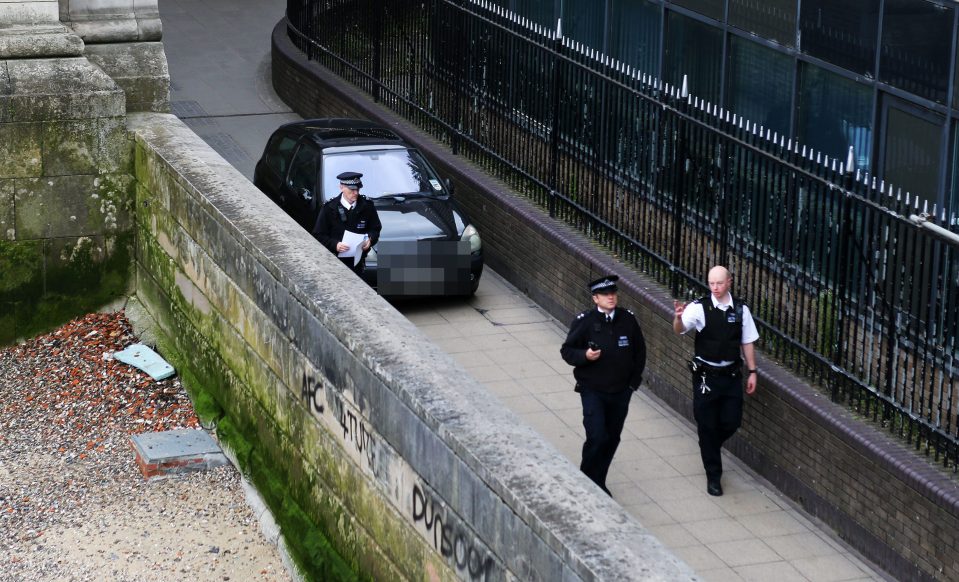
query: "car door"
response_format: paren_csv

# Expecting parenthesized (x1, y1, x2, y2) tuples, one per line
(253, 131, 298, 207)
(284, 141, 321, 229)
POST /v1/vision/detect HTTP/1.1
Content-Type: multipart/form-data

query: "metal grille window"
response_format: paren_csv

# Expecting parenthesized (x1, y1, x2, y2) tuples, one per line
(564, 0, 605, 49)
(729, 0, 797, 47)
(800, 0, 880, 77)
(726, 35, 794, 138)
(665, 10, 723, 104)
(609, 0, 662, 76)
(670, 0, 723, 21)
(880, 103, 944, 211)
(880, 0, 954, 105)
(797, 63, 873, 171)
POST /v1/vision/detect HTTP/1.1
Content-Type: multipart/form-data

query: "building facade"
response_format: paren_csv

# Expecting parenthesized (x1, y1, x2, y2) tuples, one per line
(493, 0, 959, 222)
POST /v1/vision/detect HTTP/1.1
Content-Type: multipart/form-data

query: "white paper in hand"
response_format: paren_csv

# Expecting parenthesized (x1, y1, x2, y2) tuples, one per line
(338, 230, 368, 266)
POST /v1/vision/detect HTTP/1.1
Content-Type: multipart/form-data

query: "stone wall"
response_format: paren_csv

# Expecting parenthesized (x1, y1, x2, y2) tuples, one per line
(128, 112, 696, 581)
(270, 19, 959, 582)
(0, 54, 134, 344)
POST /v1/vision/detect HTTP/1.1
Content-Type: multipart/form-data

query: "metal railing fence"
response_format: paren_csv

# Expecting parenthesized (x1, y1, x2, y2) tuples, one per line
(286, 0, 959, 468)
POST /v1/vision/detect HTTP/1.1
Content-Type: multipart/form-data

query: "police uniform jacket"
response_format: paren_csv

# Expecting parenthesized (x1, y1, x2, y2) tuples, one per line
(680, 294, 759, 366)
(560, 307, 646, 394)
(311, 194, 382, 258)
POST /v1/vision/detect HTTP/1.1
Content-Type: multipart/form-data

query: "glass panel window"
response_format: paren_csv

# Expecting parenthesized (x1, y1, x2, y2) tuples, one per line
(726, 36, 793, 137)
(729, 0, 797, 47)
(882, 104, 943, 211)
(565, 0, 605, 49)
(950, 121, 959, 221)
(323, 149, 442, 199)
(955, 34, 959, 109)
(880, 0, 953, 105)
(665, 10, 723, 105)
(797, 63, 873, 171)
(800, 0, 880, 76)
(288, 144, 319, 192)
(670, 0, 723, 21)
(609, 0, 662, 76)
(509, 0, 557, 28)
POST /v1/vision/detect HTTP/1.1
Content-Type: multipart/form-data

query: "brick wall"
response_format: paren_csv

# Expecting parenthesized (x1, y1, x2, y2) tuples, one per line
(272, 18, 959, 582)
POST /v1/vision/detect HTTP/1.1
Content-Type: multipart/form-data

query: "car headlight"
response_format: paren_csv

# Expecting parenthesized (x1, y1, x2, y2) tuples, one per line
(461, 224, 482, 254)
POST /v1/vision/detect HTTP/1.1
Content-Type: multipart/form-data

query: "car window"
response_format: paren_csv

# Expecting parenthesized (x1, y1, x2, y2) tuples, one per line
(288, 143, 319, 192)
(321, 149, 444, 199)
(265, 134, 298, 177)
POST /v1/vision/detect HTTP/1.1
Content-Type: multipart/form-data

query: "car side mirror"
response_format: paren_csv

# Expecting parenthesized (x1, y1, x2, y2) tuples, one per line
(444, 178, 455, 195)
(298, 188, 313, 202)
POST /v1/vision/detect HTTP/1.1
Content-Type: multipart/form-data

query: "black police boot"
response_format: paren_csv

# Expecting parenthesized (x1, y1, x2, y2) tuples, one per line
(706, 478, 723, 497)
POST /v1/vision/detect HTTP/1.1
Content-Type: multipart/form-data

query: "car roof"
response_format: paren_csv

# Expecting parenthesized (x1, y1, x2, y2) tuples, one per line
(277, 118, 405, 148)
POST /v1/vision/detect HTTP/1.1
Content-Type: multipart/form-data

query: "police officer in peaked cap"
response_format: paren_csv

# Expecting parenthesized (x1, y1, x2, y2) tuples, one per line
(561, 275, 647, 496)
(312, 171, 382, 274)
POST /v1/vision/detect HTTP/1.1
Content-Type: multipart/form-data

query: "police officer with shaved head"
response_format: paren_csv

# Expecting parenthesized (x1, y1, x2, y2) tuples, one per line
(561, 275, 646, 496)
(312, 171, 382, 274)
(673, 265, 759, 496)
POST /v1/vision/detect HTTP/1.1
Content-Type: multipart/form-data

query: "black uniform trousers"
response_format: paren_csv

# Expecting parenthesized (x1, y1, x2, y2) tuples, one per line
(692, 372, 743, 481)
(580, 386, 632, 492)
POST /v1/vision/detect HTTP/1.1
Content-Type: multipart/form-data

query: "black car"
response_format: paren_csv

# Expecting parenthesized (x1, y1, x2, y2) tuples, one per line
(253, 118, 483, 295)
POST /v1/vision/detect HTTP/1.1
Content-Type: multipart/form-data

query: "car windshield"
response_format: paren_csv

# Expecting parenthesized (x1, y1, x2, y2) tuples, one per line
(322, 149, 444, 199)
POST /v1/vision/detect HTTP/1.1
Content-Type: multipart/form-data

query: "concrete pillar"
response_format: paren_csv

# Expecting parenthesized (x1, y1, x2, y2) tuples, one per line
(58, 0, 170, 113)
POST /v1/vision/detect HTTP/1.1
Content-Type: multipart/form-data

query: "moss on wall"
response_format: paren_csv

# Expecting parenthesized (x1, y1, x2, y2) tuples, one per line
(141, 276, 361, 582)
(0, 231, 134, 345)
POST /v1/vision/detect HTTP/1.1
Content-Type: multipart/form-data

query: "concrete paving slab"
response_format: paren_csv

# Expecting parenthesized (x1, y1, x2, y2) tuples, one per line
(696, 566, 746, 582)
(708, 538, 782, 567)
(673, 545, 728, 572)
(764, 532, 838, 561)
(791, 554, 872, 582)
(734, 561, 807, 582)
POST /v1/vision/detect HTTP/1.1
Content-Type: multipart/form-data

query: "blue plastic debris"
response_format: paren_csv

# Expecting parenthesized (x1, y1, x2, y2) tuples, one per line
(114, 343, 176, 381)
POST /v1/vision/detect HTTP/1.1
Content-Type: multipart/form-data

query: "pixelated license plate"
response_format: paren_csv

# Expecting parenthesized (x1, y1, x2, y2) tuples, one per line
(376, 240, 471, 296)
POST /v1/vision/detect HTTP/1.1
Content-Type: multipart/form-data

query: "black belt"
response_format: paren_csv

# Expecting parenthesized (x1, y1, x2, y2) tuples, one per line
(689, 359, 740, 377)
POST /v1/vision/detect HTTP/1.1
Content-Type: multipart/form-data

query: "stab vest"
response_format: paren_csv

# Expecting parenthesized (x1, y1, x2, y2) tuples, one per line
(694, 295, 744, 362)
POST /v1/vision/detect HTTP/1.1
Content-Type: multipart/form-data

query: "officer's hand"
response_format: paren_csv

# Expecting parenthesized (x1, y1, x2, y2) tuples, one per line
(361, 238, 372, 251)
(336, 242, 349, 252)
(673, 300, 686, 318)
(585, 348, 601, 361)
(745, 374, 758, 395)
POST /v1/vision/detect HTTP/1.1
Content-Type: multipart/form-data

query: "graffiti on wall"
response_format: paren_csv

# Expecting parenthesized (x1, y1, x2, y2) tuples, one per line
(412, 483, 497, 581)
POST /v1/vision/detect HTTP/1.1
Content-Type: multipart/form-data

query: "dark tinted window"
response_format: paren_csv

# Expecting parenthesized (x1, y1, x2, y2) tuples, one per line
(882, 105, 943, 210)
(950, 121, 959, 220)
(565, 0, 604, 48)
(800, 0, 880, 76)
(797, 63, 873, 171)
(726, 36, 793, 137)
(665, 10, 723, 104)
(265, 134, 298, 177)
(512, 0, 557, 28)
(880, 0, 953, 105)
(729, 0, 797, 47)
(670, 0, 723, 21)
(323, 149, 443, 199)
(609, 0, 661, 75)
(955, 35, 959, 109)
(288, 144, 319, 192)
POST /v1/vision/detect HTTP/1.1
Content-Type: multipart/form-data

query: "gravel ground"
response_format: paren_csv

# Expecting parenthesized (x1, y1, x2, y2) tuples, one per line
(0, 311, 292, 581)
